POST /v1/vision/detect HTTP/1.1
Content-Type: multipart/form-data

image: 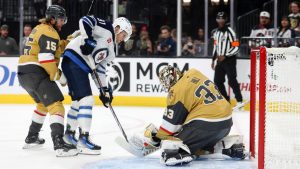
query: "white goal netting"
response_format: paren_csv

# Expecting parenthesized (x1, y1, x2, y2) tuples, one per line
(262, 47, 300, 169)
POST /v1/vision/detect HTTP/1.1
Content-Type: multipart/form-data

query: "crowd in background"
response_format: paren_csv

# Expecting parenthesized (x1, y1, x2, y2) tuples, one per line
(1, 1, 300, 57)
(248, 1, 300, 48)
(118, 24, 205, 57)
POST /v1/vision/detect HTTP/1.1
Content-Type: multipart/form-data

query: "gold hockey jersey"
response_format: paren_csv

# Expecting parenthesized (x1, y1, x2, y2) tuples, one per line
(156, 68, 232, 140)
(18, 23, 68, 80)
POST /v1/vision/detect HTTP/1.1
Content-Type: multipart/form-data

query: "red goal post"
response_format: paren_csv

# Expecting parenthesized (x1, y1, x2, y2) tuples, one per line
(250, 47, 300, 169)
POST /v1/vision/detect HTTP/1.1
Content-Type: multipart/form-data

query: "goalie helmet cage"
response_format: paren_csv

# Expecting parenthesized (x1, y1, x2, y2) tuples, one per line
(250, 47, 300, 169)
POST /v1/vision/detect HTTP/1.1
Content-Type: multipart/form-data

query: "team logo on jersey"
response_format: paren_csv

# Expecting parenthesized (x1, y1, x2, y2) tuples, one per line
(94, 50, 108, 64)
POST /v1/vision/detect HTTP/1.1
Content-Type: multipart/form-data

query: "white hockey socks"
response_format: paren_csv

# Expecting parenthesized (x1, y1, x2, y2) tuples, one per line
(66, 101, 79, 131)
(77, 96, 94, 133)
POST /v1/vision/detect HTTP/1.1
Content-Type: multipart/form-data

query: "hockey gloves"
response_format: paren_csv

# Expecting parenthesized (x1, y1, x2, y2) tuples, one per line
(144, 123, 161, 148)
(80, 38, 97, 55)
(99, 86, 113, 108)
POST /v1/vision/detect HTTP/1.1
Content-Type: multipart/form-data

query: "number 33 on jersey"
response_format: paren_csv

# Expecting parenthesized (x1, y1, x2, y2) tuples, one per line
(157, 69, 232, 138)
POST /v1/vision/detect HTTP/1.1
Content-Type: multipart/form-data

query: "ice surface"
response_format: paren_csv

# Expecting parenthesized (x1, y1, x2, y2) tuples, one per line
(0, 104, 256, 169)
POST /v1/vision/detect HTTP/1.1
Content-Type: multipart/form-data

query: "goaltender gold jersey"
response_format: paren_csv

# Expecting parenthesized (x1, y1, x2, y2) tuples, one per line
(18, 23, 68, 81)
(156, 68, 232, 140)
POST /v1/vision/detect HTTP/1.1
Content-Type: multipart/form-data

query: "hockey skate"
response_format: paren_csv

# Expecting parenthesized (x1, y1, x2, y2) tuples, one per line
(77, 132, 101, 155)
(52, 134, 78, 157)
(23, 133, 45, 149)
(222, 143, 246, 159)
(161, 149, 193, 166)
(64, 127, 78, 146)
(160, 140, 193, 166)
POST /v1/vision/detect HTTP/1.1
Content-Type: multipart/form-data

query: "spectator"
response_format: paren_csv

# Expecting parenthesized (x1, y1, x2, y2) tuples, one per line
(181, 32, 189, 46)
(0, 24, 19, 55)
(276, 16, 296, 47)
(249, 11, 274, 48)
(288, 1, 300, 33)
(136, 30, 153, 55)
(119, 23, 139, 56)
(171, 28, 177, 42)
(20, 24, 32, 53)
(194, 28, 205, 43)
(194, 28, 205, 56)
(156, 25, 176, 56)
(182, 36, 196, 56)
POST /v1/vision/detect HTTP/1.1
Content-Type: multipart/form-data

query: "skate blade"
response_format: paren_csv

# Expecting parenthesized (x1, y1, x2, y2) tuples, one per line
(78, 147, 101, 155)
(56, 149, 78, 157)
(163, 156, 193, 166)
(23, 143, 43, 149)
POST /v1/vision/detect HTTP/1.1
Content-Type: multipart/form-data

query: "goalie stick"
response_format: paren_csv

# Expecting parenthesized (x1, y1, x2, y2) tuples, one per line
(115, 136, 160, 157)
(115, 101, 250, 157)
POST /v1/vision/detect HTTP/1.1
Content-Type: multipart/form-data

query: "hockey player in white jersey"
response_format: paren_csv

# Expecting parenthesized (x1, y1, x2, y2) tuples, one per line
(61, 16, 132, 154)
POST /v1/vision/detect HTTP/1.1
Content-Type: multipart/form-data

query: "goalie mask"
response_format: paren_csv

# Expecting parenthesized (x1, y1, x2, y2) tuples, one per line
(159, 65, 182, 91)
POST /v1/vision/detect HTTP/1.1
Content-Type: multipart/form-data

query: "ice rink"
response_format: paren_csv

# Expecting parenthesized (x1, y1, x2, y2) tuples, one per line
(0, 104, 257, 169)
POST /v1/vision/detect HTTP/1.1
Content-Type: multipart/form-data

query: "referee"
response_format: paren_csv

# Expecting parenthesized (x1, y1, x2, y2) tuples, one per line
(211, 12, 243, 104)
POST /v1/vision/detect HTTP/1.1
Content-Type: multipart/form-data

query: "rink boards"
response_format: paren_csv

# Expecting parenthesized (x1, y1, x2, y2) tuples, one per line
(0, 57, 251, 108)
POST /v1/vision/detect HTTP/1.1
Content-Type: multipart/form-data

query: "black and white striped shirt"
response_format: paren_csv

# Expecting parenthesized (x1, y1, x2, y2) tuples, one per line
(212, 26, 239, 58)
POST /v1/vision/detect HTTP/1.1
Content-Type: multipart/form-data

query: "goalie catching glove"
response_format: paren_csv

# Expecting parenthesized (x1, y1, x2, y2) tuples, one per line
(99, 86, 113, 108)
(143, 123, 161, 148)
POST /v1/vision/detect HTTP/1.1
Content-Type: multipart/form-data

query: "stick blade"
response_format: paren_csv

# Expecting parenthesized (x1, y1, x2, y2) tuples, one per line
(115, 136, 145, 157)
(232, 100, 249, 111)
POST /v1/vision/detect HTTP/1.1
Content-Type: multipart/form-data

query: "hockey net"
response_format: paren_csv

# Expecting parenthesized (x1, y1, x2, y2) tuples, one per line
(250, 47, 300, 169)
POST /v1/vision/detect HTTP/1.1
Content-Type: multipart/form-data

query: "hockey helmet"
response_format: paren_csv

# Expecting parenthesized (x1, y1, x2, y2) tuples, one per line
(159, 65, 182, 91)
(45, 5, 67, 24)
(112, 17, 132, 42)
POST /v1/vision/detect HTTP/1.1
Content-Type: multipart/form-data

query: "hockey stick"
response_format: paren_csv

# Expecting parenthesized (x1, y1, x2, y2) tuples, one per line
(87, 0, 95, 15)
(115, 101, 250, 157)
(232, 100, 249, 112)
(92, 69, 129, 142)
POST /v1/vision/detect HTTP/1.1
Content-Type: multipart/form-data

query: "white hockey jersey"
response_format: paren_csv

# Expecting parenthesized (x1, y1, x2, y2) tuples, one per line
(63, 15, 116, 87)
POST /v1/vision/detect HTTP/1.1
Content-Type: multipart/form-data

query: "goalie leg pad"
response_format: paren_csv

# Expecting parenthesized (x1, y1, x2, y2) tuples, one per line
(160, 140, 193, 166)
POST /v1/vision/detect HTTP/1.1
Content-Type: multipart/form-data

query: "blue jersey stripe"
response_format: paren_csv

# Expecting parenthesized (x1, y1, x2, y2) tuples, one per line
(84, 16, 96, 26)
(63, 49, 92, 73)
(96, 69, 105, 74)
(99, 64, 106, 70)
(83, 18, 93, 28)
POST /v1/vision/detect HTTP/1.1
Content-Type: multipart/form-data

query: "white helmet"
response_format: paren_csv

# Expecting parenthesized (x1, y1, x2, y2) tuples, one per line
(112, 17, 132, 42)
